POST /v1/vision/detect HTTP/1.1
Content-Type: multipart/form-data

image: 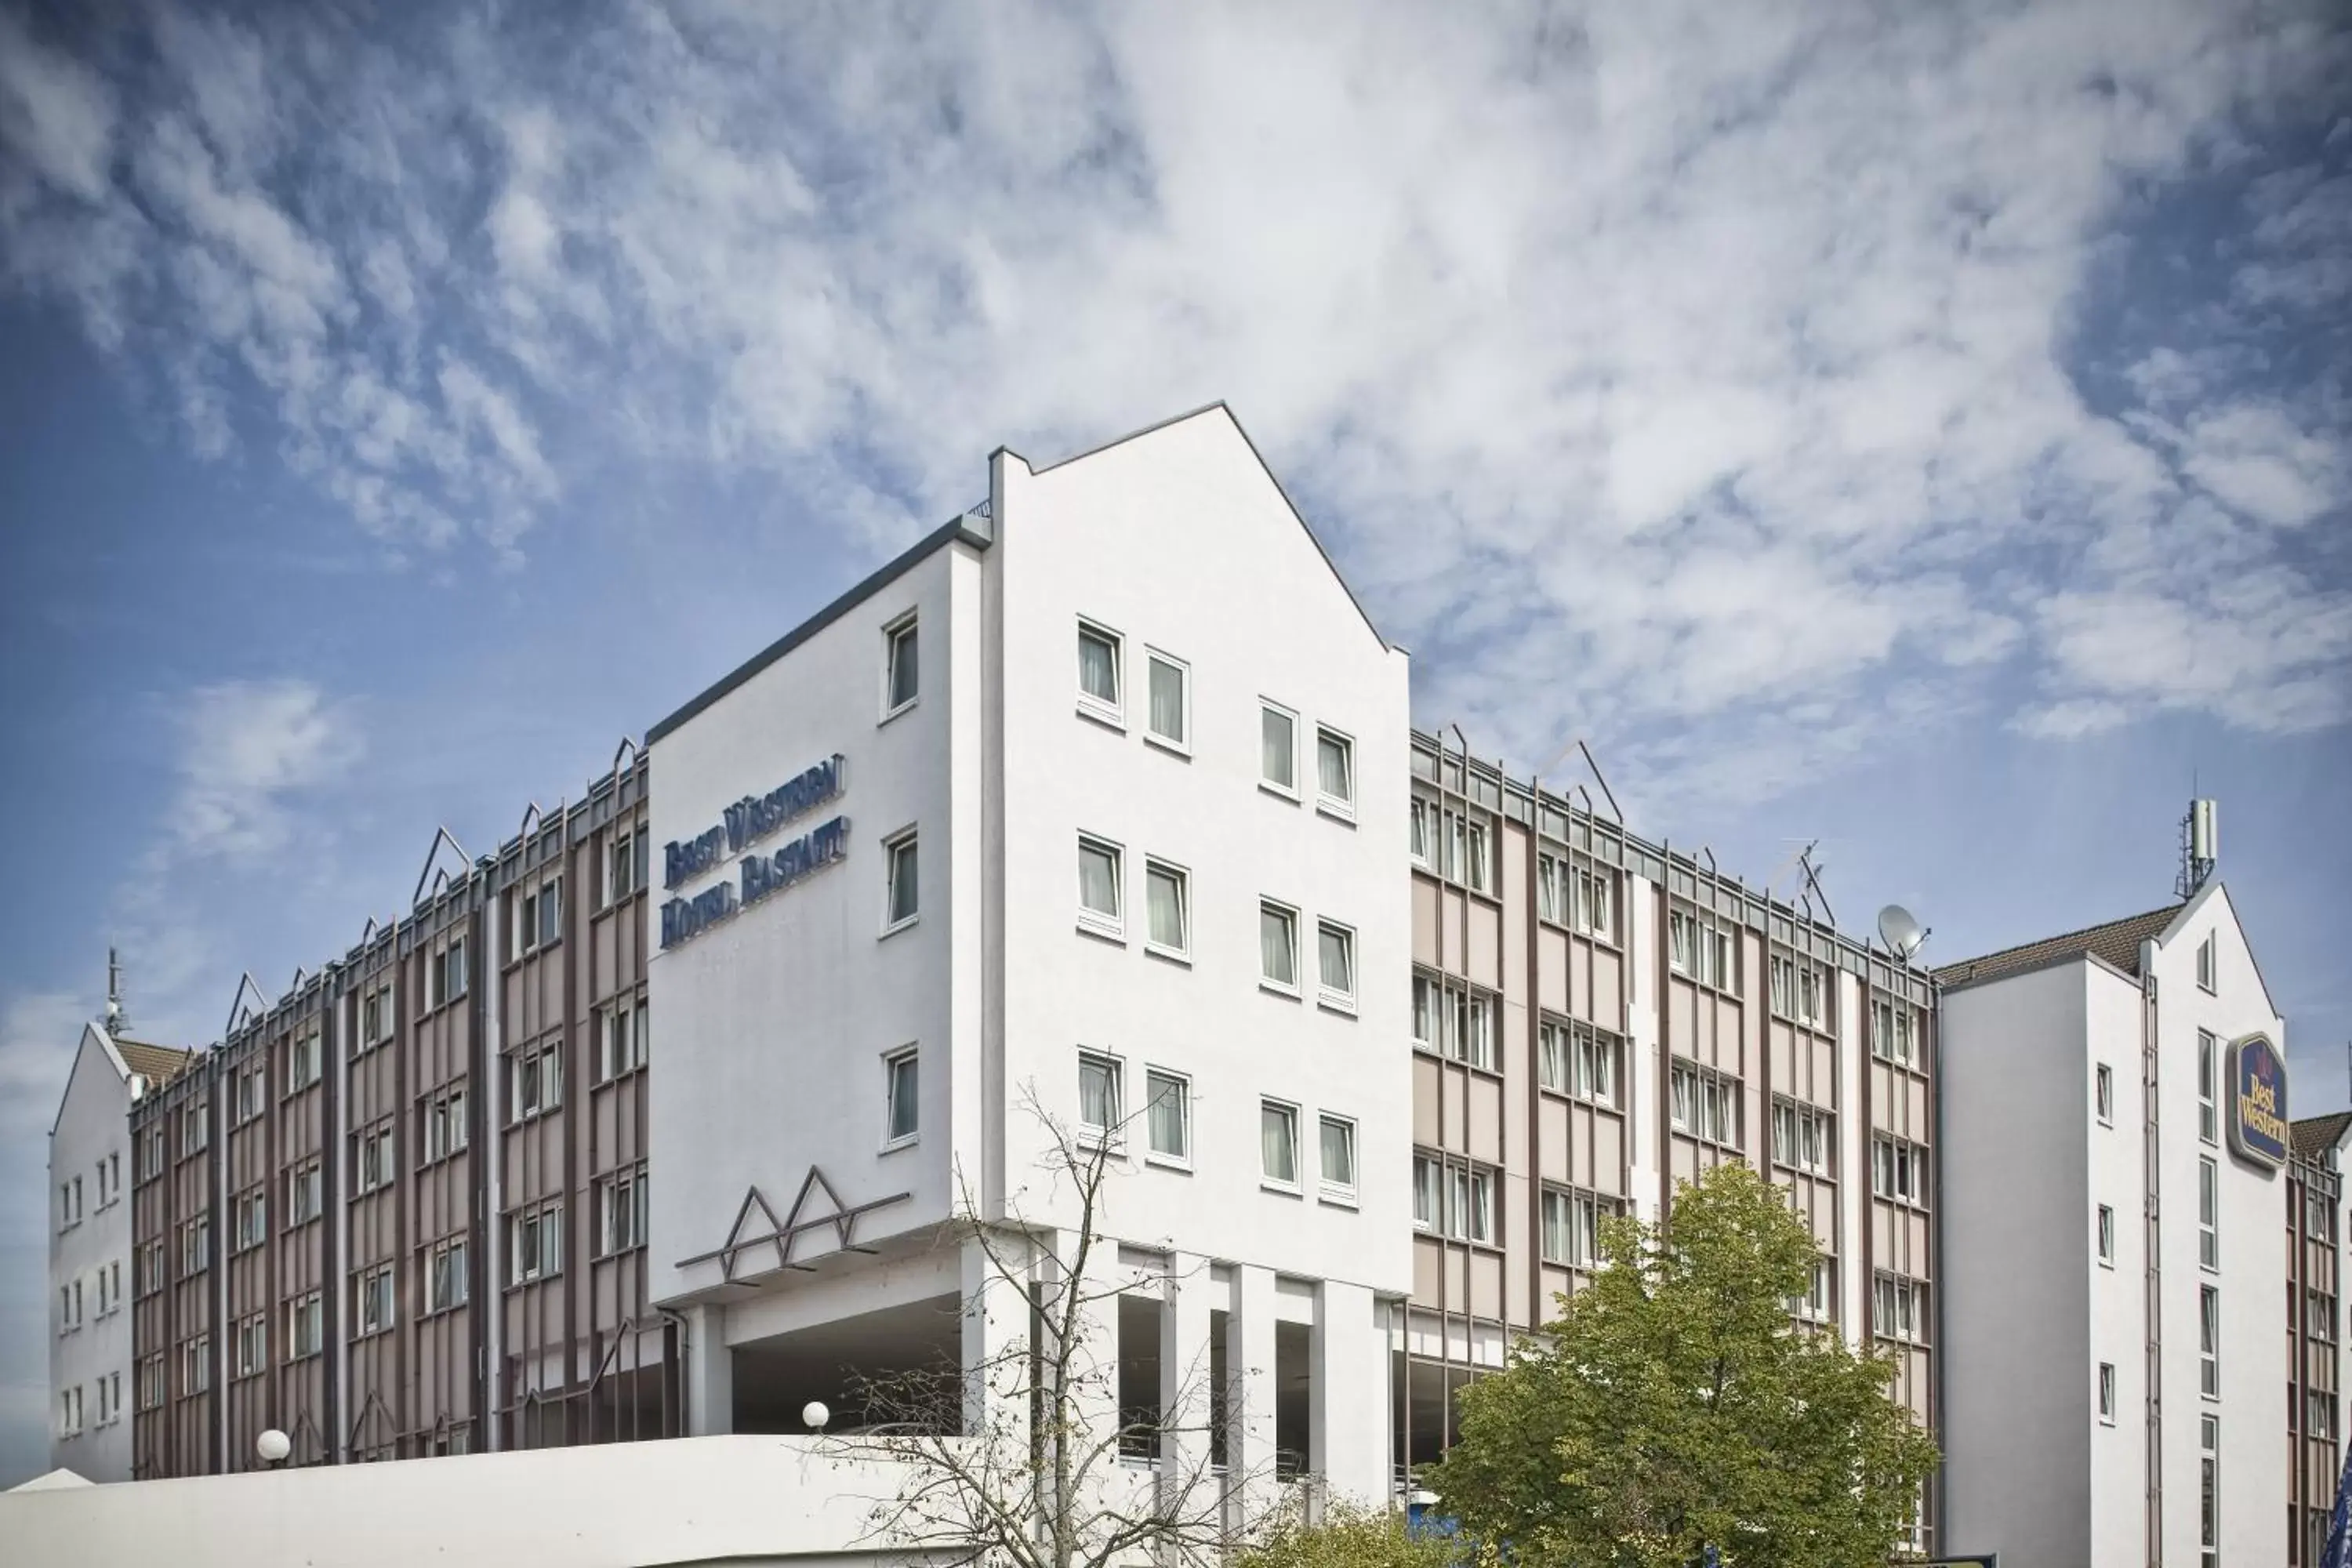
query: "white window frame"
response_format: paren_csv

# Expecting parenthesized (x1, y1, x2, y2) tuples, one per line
(289, 1292, 324, 1360)
(1411, 1152, 1442, 1232)
(359, 983, 391, 1048)
(599, 1167, 649, 1257)
(2196, 930, 2217, 993)
(1076, 833, 1125, 941)
(356, 1124, 395, 1193)
(1076, 1051, 1124, 1150)
(1076, 617, 1124, 726)
(234, 1187, 267, 1253)
(1871, 1135, 1929, 1208)
(1314, 724, 1355, 819)
(882, 1046, 920, 1150)
(2096, 1063, 2114, 1126)
(1143, 858, 1189, 960)
(1773, 1099, 1832, 1176)
(882, 609, 920, 720)
(1409, 797, 1433, 868)
(184, 1334, 211, 1396)
(1871, 998, 1916, 1068)
(1258, 699, 1299, 799)
(428, 1238, 469, 1314)
(510, 1203, 564, 1285)
(604, 826, 643, 906)
(882, 826, 920, 935)
(2197, 1029, 2218, 1144)
(510, 1044, 562, 1123)
(2198, 1156, 2219, 1271)
(182, 1214, 212, 1276)
(234, 1313, 267, 1379)
(1259, 1098, 1302, 1192)
(2201, 1414, 2219, 1567)
(2097, 1203, 2115, 1266)
(2098, 1361, 2116, 1424)
(430, 937, 468, 1009)
(286, 1160, 321, 1227)
(423, 1087, 468, 1164)
(288, 1028, 322, 1091)
(1258, 898, 1301, 996)
(1316, 1112, 1357, 1205)
(1573, 864, 1616, 942)
(355, 1265, 395, 1338)
(2199, 1285, 2220, 1399)
(1143, 647, 1189, 754)
(1316, 919, 1357, 1012)
(1540, 1186, 1612, 1269)
(183, 1101, 209, 1152)
(1791, 1256, 1835, 1323)
(139, 1355, 165, 1412)
(1144, 1068, 1190, 1168)
(601, 995, 648, 1081)
(516, 876, 563, 956)
(1671, 1062, 1742, 1149)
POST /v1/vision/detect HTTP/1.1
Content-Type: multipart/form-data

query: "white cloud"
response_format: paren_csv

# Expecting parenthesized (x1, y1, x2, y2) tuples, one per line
(2178, 403, 2343, 528)
(0, 989, 87, 1150)
(168, 679, 364, 861)
(0, 9, 114, 203)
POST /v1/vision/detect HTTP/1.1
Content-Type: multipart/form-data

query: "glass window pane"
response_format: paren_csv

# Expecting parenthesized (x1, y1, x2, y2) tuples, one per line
(1149, 656, 1185, 742)
(1319, 924, 1352, 995)
(1079, 840, 1120, 918)
(890, 838, 918, 924)
(1261, 706, 1294, 787)
(1080, 1057, 1119, 1130)
(1261, 906, 1297, 986)
(1080, 629, 1119, 704)
(1317, 732, 1351, 801)
(889, 624, 918, 709)
(1147, 865, 1185, 949)
(1320, 1117, 1354, 1187)
(887, 1054, 918, 1141)
(1147, 1073, 1187, 1158)
(1261, 1105, 1297, 1184)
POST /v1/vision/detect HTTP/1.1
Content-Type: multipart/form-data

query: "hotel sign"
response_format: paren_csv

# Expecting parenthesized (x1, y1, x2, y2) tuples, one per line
(660, 753, 848, 950)
(2227, 1032, 2288, 1171)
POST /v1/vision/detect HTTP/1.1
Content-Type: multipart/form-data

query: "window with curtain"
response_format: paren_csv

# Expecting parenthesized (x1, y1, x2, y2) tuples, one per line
(1147, 652, 1187, 745)
(1412, 974, 1443, 1050)
(1145, 861, 1187, 952)
(1319, 1116, 1356, 1193)
(1078, 837, 1122, 928)
(1261, 1102, 1299, 1185)
(1261, 703, 1296, 789)
(1078, 622, 1120, 709)
(1317, 921, 1354, 1001)
(1316, 728, 1352, 805)
(1260, 902, 1298, 989)
(1079, 1053, 1122, 1136)
(1147, 1071, 1188, 1160)
(1538, 1019, 1569, 1091)
(1412, 1154, 1441, 1229)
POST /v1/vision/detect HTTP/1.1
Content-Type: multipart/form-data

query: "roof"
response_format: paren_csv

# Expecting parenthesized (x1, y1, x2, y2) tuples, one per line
(2296, 1112, 2352, 1163)
(1933, 906, 2180, 990)
(114, 1038, 194, 1087)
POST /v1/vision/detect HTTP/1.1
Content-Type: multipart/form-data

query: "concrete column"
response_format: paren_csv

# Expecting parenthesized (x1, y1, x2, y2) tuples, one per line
(960, 1228, 1034, 1445)
(1312, 1280, 1385, 1507)
(1160, 1253, 1217, 1537)
(685, 1304, 732, 1436)
(1229, 1264, 1279, 1535)
(1047, 1229, 1122, 1526)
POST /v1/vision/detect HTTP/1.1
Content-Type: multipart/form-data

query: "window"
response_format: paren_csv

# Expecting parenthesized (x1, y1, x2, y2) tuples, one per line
(1145, 1070, 1189, 1163)
(601, 996, 648, 1080)
(1261, 1102, 1300, 1188)
(2198, 1156, 2219, 1270)
(430, 937, 468, 1007)
(1077, 835, 1123, 936)
(1259, 900, 1300, 992)
(2198, 1414, 2219, 1568)
(1316, 920, 1356, 1008)
(96, 1261, 118, 1316)
(1078, 1052, 1123, 1143)
(2097, 1203, 2116, 1265)
(58, 1280, 82, 1334)
(1541, 1188, 1617, 1269)
(1412, 1153, 1442, 1231)
(600, 1167, 648, 1255)
(1449, 1164, 1497, 1244)
(1410, 797, 1433, 866)
(287, 1160, 322, 1226)
(1573, 865, 1615, 940)
(183, 1100, 209, 1152)
(884, 828, 919, 931)
(1412, 974, 1443, 1054)
(183, 1334, 211, 1395)
(2310, 1288, 2337, 1343)
(57, 1178, 80, 1230)
(2312, 1389, 2337, 1439)
(1318, 1114, 1357, 1200)
(1537, 1018, 1570, 1091)
(1769, 954, 1828, 1026)
(181, 1215, 211, 1276)
(1260, 702, 1298, 793)
(428, 1240, 469, 1312)
(234, 1064, 265, 1125)
(1453, 989, 1497, 1072)
(1316, 727, 1353, 813)
(234, 1187, 267, 1252)
(1668, 908, 1737, 991)
(510, 1204, 564, 1283)
(234, 1313, 266, 1378)
(359, 983, 391, 1047)
(1144, 859, 1189, 956)
(356, 1123, 396, 1192)
(2197, 930, 2217, 993)
(1077, 619, 1122, 718)
(1874, 1273, 1926, 1342)
(884, 612, 919, 716)
(1871, 999, 1916, 1068)
(2098, 1362, 2117, 1424)
(288, 1027, 322, 1091)
(423, 1087, 468, 1163)
(138, 1241, 164, 1298)
(2198, 1030, 2218, 1144)
(288, 1293, 323, 1359)
(356, 1265, 395, 1336)
(1790, 1257, 1835, 1322)
(605, 827, 643, 905)
(1671, 1063, 1742, 1149)
(510, 1044, 563, 1121)
(1537, 855, 1568, 924)
(1537, 1019, 1617, 1104)
(139, 1125, 165, 1181)
(138, 1356, 165, 1412)
(1145, 650, 1188, 749)
(516, 877, 562, 956)
(883, 1048, 919, 1147)
(1871, 1137, 1929, 1207)
(59, 1385, 82, 1436)
(1773, 1100, 1832, 1175)
(2200, 1285, 2220, 1398)
(2096, 1063, 2114, 1125)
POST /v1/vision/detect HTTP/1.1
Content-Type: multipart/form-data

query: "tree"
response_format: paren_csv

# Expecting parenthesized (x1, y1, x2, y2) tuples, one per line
(1240, 1499, 1486, 1568)
(825, 1091, 1284, 1568)
(1425, 1163, 1940, 1568)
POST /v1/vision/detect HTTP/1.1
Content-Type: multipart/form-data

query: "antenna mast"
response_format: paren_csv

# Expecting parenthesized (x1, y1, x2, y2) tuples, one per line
(2175, 797, 2217, 901)
(105, 946, 129, 1033)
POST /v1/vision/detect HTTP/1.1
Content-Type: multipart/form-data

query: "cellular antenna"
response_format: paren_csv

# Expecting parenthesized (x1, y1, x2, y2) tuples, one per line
(106, 946, 128, 1033)
(1877, 905, 1929, 963)
(2176, 797, 2218, 900)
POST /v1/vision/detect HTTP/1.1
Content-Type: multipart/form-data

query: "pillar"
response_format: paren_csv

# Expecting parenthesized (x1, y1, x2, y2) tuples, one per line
(684, 1303, 732, 1436)
(1229, 1264, 1279, 1534)
(1160, 1252, 1218, 1540)
(1312, 1280, 1385, 1505)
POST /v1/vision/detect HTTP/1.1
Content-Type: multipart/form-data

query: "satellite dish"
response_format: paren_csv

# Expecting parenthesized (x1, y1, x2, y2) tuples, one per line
(1877, 905, 1929, 961)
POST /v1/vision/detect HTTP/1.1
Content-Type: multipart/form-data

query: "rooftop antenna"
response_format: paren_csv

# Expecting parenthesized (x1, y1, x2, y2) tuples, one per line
(1877, 904, 1930, 964)
(105, 947, 128, 1034)
(2176, 794, 2218, 901)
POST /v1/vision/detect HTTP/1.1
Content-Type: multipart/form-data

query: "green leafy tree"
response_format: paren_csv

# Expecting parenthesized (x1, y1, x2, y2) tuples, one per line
(1425, 1162, 1939, 1568)
(1240, 1500, 1488, 1568)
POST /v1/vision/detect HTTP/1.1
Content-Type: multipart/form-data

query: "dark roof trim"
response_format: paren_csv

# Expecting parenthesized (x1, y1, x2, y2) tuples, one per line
(647, 514, 994, 746)
(1029, 401, 1388, 652)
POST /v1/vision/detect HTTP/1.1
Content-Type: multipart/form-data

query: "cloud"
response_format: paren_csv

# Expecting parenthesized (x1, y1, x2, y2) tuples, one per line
(0, 989, 88, 1155)
(166, 679, 364, 862)
(0, 0, 2347, 808)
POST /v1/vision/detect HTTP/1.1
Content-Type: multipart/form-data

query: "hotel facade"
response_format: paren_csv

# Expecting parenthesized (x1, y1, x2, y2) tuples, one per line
(33, 401, 2318, 1565)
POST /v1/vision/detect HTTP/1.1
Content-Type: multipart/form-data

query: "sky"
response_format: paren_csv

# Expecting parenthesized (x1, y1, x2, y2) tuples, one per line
(0, 0, 2347, 1486)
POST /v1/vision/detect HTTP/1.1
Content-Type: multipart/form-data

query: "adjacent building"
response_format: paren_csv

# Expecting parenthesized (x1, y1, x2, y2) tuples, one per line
(47, 1018, 192, 1482)
(2289, 1110, 2350, 1563)
(1937, 880, 2291, 1568)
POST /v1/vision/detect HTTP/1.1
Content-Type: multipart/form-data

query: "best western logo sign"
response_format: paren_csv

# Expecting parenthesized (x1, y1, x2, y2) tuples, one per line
(659, 753, 848, 950)
(2227, 1032, 2288, 1171)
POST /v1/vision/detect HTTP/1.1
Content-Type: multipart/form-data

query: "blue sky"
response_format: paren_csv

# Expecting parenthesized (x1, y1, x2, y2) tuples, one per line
(1, 0, 2347, 1483)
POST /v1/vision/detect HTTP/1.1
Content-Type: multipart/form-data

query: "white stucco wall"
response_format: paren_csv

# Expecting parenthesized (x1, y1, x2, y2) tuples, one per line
(2082, 960, 2147, 1568)
(48, 1025, 136, 1484)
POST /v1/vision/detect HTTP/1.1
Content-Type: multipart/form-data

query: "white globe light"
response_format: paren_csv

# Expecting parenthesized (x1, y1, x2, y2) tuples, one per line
(256, 1428, 292, 1464)
(801, 1401, 830, 1432)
